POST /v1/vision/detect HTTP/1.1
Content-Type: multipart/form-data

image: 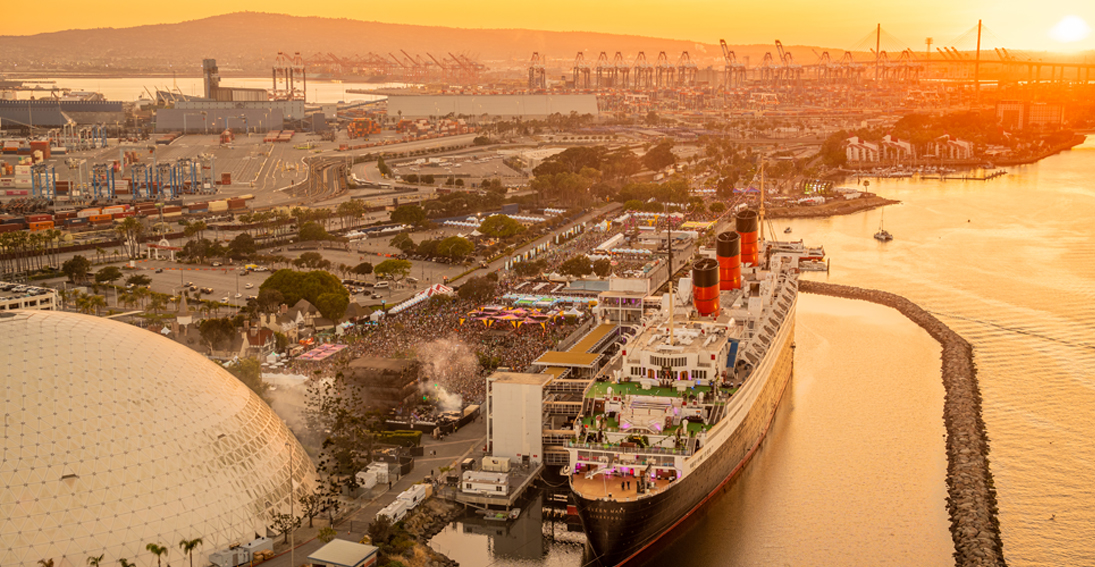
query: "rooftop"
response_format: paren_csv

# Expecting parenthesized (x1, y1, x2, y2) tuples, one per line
(307, 539, 379, 567)
(488, 371, 553, 386)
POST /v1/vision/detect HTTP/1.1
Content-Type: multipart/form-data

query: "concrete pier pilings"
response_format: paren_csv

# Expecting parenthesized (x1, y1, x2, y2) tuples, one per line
(799, 280, 1006, 567)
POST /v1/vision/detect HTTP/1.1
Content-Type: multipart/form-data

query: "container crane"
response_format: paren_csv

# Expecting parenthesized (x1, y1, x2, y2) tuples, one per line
(613, 52, 631, 89)
(719, 40, 747, 88)
(528, 52, 547, 90)
(654, 51, 675, 88)
(677, 52, 697, 87)
(633, 52, 654, 89)
(573, 52, 592, 89)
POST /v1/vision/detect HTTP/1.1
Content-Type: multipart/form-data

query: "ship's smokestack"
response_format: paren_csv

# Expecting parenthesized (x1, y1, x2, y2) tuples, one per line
(716, 231, 741, 290)
(736, 210, 759, 266)
(692, 258, 720, 316)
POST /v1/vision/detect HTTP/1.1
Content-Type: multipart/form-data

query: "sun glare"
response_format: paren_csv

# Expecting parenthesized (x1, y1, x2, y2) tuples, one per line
(1049, 15, 1091, 43)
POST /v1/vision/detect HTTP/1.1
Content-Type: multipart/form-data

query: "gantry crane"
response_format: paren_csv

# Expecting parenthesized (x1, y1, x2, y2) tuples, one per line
(720, 40, 747, 88)
(573, 52, 592, 89)
(528, 52, 547, 89)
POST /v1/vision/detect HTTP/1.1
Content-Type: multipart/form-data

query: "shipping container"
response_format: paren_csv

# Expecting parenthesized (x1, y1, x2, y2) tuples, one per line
(227, 199, 246, 210)
(26, 214, 53, 223)
(0, 223, 21, 233)
(102, 206, 126, 216)
(220, 172, 232, 185)
(28, 220, 54, 231)
(66, 218, 89, 226)
(54, 211, 77, 221)
(236, 194, 255, 201)
(209, 201, 229, 213)
(5, 189, 29, 196)
(162, 206, 183, 214)
(88, 214, 113, 224)
(161, 211, 183, 219)
(78, 208, 102, 218)
(112, 211, 135, 220)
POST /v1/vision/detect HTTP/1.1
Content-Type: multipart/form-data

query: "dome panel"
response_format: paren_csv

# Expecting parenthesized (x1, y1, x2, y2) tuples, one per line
(0, 311, 317, 567)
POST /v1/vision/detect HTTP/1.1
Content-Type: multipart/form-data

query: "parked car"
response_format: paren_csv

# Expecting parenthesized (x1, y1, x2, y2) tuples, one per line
(245, 283, 254, 289)
(212, 262, 222, 267)
(201, 287, 214, 294)
(155, 268, 164, 273)
(406, 277, 419, 284)
(374, 281, 390, 289)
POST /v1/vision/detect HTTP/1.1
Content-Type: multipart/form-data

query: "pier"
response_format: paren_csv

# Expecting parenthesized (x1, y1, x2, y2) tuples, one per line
(799, 280, 1006, 567)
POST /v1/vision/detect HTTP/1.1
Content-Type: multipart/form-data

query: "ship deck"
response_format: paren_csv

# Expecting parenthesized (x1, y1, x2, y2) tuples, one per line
(571, 473, 675, 500)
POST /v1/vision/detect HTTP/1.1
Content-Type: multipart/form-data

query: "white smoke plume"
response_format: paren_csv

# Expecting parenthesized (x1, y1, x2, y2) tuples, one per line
(416, 338, 477, 412)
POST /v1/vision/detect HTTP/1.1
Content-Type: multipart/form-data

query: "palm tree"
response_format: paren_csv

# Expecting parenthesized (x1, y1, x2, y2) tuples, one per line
(38, 559, 55, 567)
(87, 554, 104, 567)
(179, 538, 203, 567)
(89, 294, 107, 316)
(117, 559, 134, 567)
(145, 543, 168, 567)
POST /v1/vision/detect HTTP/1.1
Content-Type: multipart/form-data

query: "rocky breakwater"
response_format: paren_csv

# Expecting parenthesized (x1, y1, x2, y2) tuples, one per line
(799, 280, 1006, 567)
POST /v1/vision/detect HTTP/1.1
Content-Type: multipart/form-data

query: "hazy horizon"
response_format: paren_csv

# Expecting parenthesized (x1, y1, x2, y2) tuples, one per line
(2, 3, 1094, 53)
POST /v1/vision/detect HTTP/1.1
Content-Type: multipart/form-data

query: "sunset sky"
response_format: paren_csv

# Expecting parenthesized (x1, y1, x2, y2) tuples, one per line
(4, 0, 1094, 52)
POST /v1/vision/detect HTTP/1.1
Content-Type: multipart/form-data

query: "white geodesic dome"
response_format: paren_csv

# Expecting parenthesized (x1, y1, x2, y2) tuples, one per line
(0, 310, 317, 567)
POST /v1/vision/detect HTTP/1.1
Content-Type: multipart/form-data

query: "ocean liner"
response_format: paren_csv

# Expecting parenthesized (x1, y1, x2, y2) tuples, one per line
(565, 210, 808, 566)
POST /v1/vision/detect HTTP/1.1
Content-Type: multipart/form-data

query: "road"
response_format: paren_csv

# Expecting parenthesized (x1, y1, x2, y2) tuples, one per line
(261, 419, 487, 567)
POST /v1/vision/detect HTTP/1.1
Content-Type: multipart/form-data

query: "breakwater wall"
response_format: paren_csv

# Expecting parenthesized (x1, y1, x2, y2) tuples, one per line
(799, 280, 1006, 567)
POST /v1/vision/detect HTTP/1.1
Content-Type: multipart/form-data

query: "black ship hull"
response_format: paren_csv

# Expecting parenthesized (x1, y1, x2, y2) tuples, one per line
(573, 325, 795, 566)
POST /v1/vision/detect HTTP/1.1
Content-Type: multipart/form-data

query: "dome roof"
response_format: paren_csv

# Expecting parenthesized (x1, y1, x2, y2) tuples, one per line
(0, 311, 317, 567)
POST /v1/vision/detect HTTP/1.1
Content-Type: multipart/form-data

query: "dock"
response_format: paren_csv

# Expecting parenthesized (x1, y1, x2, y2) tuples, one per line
(453, 462, 544, 511)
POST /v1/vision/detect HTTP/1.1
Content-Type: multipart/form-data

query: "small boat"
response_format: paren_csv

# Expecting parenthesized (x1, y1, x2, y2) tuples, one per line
(874, 208, 893, 242)
(478, 508, 521, 521)
(784, 227, 792, 233)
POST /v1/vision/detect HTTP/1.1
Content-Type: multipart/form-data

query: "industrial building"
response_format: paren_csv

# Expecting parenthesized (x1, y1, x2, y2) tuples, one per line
(0, 99, 125, 128)
(486, 371, 553, 467)
(154, 108, 285, 133)
(387, 94, 599, 119)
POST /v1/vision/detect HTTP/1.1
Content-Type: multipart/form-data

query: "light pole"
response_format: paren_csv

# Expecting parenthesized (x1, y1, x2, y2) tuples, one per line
(202, 111, 208, 135)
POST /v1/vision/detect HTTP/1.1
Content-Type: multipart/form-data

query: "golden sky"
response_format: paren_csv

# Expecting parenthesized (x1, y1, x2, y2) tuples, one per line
(4, 0, 1094, 52)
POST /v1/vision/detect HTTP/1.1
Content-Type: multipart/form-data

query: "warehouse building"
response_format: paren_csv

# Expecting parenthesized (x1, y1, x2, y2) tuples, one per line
(387, 94, 599, 120)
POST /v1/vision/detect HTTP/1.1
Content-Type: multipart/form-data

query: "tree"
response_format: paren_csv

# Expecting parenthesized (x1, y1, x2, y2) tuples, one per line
(260, 269, 350, 320)
(368, 515, 393, 547)
(317, 526, 337, 544)
(376, 155, 391, 177)
(199, 318, 236, 352)
(294, 252, 331, 270)
(593, 258, 613, 277)
(373, 259, 412, 282)
(115, 217, 146, 259)
(256, 288, 285, 313)
(299, 222, 331, 241)
(226, 357, 271, 402)
(228, 233, 257, 258)
(145, 544, 168, 567)
(299, 489, 324, 528)
(95, 266, 123, 285)
(415, 239, 439, 258)
(116, 560, 134, 567)
(126, 274, 152, 287)
(559, 255, 593, 277)
(642, 141, 677, 172)
(178, 538, 203, 567)
(39, 560, 55, 567)
(478, 215, 526, 238)
(269, 513, 301, 544)
(352, 262, 373, 278)
(62, 255, 92, 283)
(513, 259, 546, 278)
(314, 292, 350, 322)
(457, 276, 497, 302)
(709, 202, 727, 214)
(390, 205, 426, 226)
(437, 236, 474, 260)
(389, 233, 416, 253)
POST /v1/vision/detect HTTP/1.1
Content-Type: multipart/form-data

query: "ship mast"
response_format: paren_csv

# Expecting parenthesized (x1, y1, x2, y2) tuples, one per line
(759, 159, 766, 245)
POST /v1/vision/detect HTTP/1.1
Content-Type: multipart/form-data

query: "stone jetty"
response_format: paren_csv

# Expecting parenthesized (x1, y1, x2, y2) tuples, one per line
(799, 280, 1006, 567)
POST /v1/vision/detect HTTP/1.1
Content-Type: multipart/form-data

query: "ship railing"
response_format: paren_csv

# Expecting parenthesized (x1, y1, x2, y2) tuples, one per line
(565, 440, 689, 456)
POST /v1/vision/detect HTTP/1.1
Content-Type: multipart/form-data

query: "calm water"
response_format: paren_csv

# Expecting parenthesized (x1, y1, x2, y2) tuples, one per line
(432, 138, 1095, 566)
(11, 77, 402, 104)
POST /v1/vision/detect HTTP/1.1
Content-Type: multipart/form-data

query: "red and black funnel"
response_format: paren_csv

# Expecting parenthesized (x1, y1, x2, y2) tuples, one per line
(736, 210, 759, 266)
(692, 258, 720, 316)
(716, 231, 741, 290)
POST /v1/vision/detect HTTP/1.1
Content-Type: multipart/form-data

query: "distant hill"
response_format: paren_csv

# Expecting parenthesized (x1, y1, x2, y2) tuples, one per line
(0, 12, 839, 76)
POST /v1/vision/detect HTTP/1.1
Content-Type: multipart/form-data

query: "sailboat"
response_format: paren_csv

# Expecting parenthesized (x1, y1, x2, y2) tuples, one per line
(874, 208, 894, 242)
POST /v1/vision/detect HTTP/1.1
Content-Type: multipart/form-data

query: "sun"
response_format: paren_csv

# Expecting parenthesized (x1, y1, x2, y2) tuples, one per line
(1050, 15, 1091, 43)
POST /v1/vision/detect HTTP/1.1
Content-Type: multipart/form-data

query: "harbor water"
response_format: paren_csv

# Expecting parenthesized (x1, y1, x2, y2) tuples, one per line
(8, 77, 400, 104)
(432, 137, 1095, 566)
